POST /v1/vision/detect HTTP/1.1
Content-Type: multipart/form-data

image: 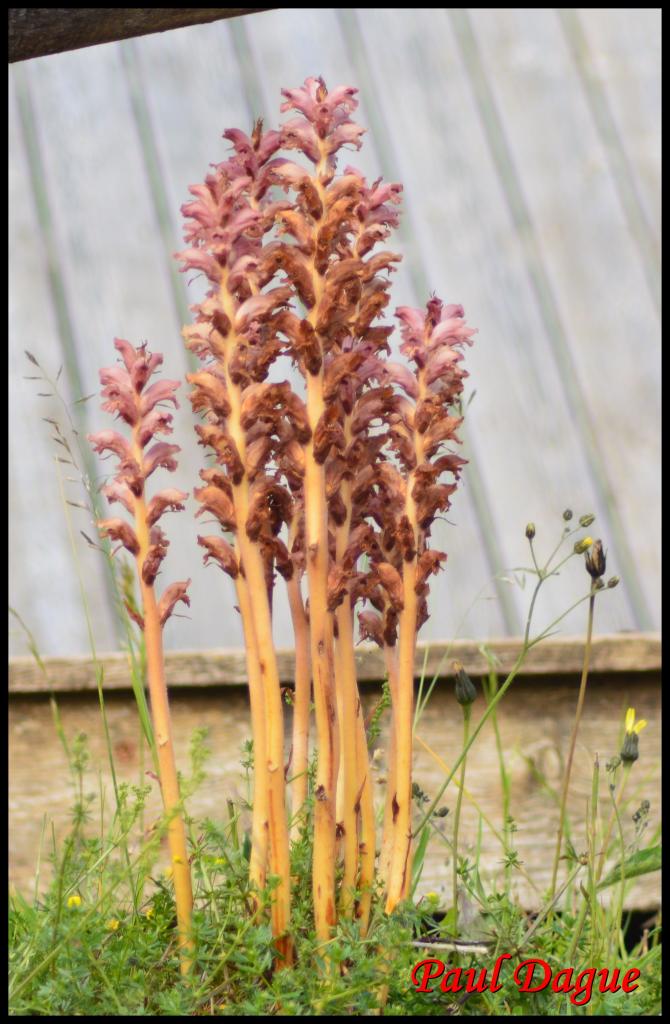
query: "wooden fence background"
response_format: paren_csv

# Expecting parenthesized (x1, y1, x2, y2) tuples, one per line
(9, 8, 661, 659)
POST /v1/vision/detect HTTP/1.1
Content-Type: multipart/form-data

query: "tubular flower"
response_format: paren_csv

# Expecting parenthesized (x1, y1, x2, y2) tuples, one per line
(88, 339, 193, 975)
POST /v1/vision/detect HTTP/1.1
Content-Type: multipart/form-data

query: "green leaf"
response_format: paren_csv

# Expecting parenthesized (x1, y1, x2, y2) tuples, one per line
(410, 825, 431, 897)
(597, 844, 661, 890)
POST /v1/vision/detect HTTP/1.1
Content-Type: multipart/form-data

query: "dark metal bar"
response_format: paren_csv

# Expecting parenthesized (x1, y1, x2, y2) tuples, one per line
(9, 8, 276, 63)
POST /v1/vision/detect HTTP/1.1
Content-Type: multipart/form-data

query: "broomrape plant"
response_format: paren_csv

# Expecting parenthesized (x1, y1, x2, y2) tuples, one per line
(91, 78, 474, 969)
(88, 339, 193, 973)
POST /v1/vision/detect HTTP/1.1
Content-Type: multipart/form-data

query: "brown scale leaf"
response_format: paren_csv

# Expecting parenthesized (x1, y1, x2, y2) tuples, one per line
(187, 369, 231, 420)
(158, 579, 191, 626)
(97, 518, 140, 556)
(260, 243, 316, 309)
(142, 527, 169, 585)
(194, 484, 238, 532)
(313, 404, 346, 465)
(198, 534, 239, 577)
(246, 479, 293, 541)
(357, 610, 384, 647)
(374, 561, 404, 612)
(195, 424, 245, 484)
(146, 489, 189, 527)
(415, 550, 447, 593)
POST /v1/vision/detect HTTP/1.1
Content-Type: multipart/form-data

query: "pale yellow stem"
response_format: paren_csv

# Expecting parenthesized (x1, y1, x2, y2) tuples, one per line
(304, 371, 339, 943)
(286, 571, 311, 840)
(379, 640, 398, 888)
(218, 279, 293, 966)
(235, 572, 269, 899)
(385, 560, 418, 912)
(131, 445, 193, 974)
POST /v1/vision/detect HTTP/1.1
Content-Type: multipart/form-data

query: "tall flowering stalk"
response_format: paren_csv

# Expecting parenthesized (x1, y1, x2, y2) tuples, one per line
(268, 77, 404, 942)
(88, 339, 193, 973)
(369, 300, 475, 911)
(177, 121, 298, 966)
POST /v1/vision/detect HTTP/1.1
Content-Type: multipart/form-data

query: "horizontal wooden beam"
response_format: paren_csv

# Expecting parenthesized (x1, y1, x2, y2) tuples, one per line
(8, 632, 661, 694)
(9, 8, 276, 63)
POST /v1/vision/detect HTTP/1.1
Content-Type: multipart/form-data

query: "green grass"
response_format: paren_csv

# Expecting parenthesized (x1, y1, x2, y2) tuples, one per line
(8, 719, 661, 1016)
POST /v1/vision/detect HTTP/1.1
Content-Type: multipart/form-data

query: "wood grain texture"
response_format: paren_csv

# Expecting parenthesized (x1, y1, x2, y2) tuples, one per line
(8, 633, 662, 693)
(9, 674, 661, 910)
(465, 8, 661, 629)
(9, 9, 661, 657)
(9, 8, 277, 63)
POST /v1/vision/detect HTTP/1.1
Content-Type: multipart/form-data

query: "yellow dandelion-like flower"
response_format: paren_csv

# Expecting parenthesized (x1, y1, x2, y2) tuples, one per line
(106, 918, 120, 931)
(214, 857, 226, 865)
(143, 906, 155, 919)
(425, 891, 439, 901)
(67, 894, 82, 908)
(624, 707, 647, 735)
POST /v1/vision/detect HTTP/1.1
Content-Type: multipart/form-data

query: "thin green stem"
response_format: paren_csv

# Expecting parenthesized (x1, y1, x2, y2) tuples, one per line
(549, 588, 596, 899)
(452, 705, 471, 924)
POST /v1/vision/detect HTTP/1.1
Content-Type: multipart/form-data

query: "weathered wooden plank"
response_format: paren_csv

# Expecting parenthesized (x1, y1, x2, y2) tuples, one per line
(567, 8, 661, 264)
(8, 633, 662, 693)
(464, 8, 660, 630)
(8, 69, 117, 657)
(9, 675, 661, 910)
(9, 8, 277, 63)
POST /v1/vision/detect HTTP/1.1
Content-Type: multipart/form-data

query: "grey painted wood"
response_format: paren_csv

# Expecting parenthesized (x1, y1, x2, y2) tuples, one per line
(9, 70, 117, 655)
(9, 9, 661, 657)
(466, 8, 660, 629)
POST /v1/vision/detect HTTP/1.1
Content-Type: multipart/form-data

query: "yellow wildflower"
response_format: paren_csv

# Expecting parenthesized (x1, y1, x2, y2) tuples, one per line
(624, 708, 647, 735)
(106, 918, 120, 931)
(67, 894, 82, 908)
(143, 906, 155, 919)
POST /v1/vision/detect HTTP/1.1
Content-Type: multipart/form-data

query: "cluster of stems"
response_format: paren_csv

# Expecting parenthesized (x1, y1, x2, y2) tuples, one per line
(175, 78, 475, 955)
(92, 77, 475, 968)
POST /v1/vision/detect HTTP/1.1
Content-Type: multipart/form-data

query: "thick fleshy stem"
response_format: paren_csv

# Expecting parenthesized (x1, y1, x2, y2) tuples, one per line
(235, 571, 270, 901)
(286, 515, 311, 839)
(131, 447, 194, 972)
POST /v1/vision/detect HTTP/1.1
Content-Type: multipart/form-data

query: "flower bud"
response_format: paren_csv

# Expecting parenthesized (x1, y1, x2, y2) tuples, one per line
(607, 576, 620, 589)
(563, 509, 573, 521)
(579, 513, 595, 528)
(574, 536, 593, 555)
(620, 732, 640, 764)
(525, 522, 536, 541)
(453, 660, 476, 706)
(594, 578, 605, 590)
(584, 539, 606, 579)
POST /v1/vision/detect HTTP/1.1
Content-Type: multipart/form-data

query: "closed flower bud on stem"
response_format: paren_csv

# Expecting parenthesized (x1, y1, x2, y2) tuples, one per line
(453, 661, 476, 706)
(579, 513, 595, 527)
(620, 707, 647, 764)
(574, 536, 593, 555)
(584, 538, 606, 578)
(607, 576, 620, 589)
(525, 522, 536, 540)
(563, 509, 573, 521)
